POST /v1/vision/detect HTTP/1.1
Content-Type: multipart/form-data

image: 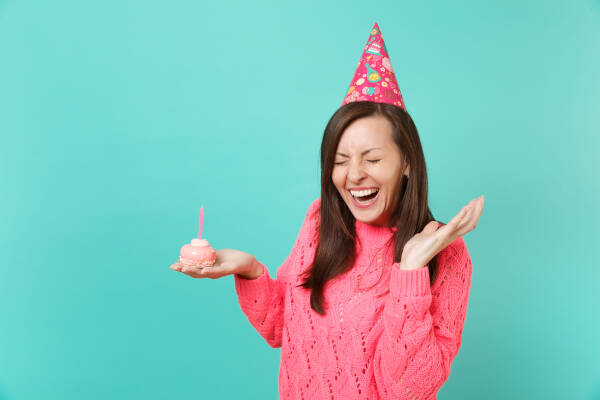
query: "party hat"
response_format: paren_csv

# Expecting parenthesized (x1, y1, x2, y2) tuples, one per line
(341, 22, 405, 110)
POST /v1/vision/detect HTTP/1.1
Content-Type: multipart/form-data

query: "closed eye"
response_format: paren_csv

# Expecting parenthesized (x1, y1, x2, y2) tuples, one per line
(334, 160, 381, 165)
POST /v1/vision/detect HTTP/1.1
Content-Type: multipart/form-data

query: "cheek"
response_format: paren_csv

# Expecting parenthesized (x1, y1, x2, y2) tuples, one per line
(331, 169, 344, 186)
(376, 169, 400, 192)
(372, 168, 392, 184)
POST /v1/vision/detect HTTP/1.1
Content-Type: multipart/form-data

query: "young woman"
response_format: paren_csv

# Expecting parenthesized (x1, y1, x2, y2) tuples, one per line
(171, 21, 485, 399)
(170, 101, 484, 399)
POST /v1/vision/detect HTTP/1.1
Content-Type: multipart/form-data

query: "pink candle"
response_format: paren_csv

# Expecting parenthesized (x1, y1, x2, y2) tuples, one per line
(198, 205, 204, 239)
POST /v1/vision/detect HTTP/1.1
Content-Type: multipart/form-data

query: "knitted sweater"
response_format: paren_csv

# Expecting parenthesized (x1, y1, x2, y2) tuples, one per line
(234, 198, 473, 400)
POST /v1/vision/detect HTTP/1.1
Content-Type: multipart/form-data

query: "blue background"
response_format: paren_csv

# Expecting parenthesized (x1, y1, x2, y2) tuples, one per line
(1, 0, 599, 398)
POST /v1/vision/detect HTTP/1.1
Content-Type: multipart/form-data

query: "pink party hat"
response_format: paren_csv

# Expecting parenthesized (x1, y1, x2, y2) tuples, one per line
(341, 22, 405, 110)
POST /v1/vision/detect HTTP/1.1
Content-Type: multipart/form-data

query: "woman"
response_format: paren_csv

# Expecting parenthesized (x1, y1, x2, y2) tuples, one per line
(170, 23, 484, 400)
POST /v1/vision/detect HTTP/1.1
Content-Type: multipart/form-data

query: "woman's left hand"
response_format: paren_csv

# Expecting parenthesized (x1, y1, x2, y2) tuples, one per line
(399, 195, 485, 271)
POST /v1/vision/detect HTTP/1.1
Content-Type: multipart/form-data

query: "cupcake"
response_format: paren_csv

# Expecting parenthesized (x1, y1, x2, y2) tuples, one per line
(178, 238, 216, 267)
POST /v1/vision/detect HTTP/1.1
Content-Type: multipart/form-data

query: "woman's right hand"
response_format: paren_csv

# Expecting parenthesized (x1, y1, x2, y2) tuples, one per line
(169, 249, 264, 280)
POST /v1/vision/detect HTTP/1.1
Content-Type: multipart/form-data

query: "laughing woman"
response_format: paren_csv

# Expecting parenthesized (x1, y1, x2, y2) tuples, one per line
(170, 22, 484, 400)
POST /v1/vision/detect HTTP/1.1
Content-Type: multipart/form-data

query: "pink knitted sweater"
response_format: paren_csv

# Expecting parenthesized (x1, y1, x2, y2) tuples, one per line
(234, 198, 472, 400)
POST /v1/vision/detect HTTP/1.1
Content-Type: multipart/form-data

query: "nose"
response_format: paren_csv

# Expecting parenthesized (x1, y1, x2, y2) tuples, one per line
(347, 159, 367, 183)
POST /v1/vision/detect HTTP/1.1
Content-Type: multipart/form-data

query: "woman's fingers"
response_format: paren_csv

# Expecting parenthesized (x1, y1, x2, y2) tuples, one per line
(170, 263, 182, 272)
(468, 196, 484, 230)
(172, 261, 232, 279)
(458, 196, 484, 234)
(445, 196, 484, 238)
(179, 266, 203, 278)
(474, 196, 484, 226)
(169, 261, 204, 277)
(458, 202, 475, 231)
(448, 204, 469, 228)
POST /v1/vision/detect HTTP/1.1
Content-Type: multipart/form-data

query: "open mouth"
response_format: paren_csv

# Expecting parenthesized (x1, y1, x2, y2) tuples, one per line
(349, 188, 380, 206)
(354, 191, 378, 202)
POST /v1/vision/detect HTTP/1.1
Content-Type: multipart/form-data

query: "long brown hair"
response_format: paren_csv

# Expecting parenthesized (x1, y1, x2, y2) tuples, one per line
(299, 101, 440, 315)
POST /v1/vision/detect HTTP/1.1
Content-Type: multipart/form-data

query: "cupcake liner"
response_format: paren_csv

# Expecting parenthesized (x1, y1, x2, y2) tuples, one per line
(174, 257, 215, 268)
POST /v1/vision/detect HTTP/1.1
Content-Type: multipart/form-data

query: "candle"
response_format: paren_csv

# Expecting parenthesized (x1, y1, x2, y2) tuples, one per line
(198, 205, 204, 239)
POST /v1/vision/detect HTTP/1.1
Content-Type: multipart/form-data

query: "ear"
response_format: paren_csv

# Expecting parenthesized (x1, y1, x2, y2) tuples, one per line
(404, 164, 410, 177)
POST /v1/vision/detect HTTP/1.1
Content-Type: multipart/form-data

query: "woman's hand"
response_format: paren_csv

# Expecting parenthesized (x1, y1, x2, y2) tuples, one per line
(169, 249, 263, 279)
(399, 195, 485, 271)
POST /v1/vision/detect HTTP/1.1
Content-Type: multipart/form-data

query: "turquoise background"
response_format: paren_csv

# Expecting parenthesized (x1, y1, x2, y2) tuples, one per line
(1, 0, 599, 398)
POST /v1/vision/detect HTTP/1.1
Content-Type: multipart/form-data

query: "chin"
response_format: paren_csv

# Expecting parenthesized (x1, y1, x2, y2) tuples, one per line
(353, 209, 384, 223)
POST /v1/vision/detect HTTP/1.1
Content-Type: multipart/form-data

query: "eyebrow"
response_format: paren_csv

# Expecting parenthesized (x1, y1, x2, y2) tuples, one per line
(335, 147, 383, 157)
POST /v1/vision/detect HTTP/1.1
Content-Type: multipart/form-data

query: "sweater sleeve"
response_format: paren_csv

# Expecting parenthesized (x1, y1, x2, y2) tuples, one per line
(233, 198, 320, 349)
(372, 236, 473, 400)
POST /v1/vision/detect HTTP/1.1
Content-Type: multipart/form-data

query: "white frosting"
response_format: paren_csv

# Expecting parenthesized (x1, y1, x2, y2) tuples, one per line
(191, 238, 209, 247)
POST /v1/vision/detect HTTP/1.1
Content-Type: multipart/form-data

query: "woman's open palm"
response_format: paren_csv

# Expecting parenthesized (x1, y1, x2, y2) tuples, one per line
(400, 195, 485, 270)
(169, 248, 257, 279)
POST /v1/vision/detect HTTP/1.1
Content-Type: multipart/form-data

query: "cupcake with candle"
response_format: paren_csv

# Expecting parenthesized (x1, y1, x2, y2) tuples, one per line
(179, 238, 216, 267)
(176, 205, 216, 267)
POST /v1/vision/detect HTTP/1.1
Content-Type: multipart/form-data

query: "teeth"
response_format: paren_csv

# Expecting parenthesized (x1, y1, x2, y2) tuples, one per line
(349, 188, 379, 197)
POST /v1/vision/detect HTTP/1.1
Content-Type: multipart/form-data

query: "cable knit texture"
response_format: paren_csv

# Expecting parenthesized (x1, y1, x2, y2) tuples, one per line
(234, 198, 473, 400)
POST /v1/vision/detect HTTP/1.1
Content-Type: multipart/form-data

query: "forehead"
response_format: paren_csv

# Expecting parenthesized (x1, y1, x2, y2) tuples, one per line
(336, 115, 393, 151)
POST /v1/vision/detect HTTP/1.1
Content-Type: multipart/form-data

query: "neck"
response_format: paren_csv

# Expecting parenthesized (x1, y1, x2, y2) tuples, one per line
(354, 218, 397, 249)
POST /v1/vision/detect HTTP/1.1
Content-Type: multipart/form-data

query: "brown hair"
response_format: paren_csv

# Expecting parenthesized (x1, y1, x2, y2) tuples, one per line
(299, 101, 440, 315)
